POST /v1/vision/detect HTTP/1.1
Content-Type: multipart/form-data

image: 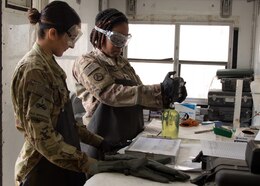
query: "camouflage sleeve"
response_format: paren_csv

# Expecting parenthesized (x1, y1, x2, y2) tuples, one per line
(23, 69, 96, 173)
(74, 56, 163, 108)
(75, 121, 103, 148)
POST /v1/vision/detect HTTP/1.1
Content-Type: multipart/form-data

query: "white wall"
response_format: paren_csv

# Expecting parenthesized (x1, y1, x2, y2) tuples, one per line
(110, 0, 254, 69)
(251, 1, 260, 126)
(2, 3, 33, 185)
(254, 3, 260, 78)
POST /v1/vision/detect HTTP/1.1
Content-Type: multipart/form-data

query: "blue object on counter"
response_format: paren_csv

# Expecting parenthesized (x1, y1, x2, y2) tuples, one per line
(201, 121, 223, 127)
(214, 121, 223, 128)
(201, 121, 214, 125)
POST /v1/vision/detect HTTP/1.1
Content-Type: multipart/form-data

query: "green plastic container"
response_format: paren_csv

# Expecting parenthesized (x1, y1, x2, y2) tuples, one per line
(213, 127, 233, 138)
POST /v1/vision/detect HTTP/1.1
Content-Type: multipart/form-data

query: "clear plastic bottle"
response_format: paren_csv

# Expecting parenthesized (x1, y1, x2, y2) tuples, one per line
(162, 107, 180, 138)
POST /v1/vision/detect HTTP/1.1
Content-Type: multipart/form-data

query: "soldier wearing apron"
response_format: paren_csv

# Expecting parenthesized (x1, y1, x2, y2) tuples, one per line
(73, 8, 187, 159)
(11, 2, 110, 185)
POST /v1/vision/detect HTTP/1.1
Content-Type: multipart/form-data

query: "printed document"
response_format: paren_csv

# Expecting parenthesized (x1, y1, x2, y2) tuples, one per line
(201, 140, 247, 160)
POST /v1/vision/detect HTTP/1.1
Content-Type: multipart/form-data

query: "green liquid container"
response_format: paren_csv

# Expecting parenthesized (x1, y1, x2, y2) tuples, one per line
(162, 108, 180, 138)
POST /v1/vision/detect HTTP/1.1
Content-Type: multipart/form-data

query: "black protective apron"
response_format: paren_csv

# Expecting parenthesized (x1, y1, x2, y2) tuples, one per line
(85, 79, 144, 159)
(20, 100, 86, 186)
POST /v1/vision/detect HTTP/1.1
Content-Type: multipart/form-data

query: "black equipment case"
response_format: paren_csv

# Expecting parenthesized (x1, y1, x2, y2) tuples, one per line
(214, 169, 260, 186)
(216, 69, 254, 79)
(191, 140, 260, 186)
(220, 77, 252, 92)
(208, 89, 253, 108)
(208, 106, 252, 126)
(191, 155, 260, 186)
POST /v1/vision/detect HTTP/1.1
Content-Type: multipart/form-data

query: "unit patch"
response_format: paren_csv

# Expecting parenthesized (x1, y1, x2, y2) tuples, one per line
(28, 97, 50, 123)
(93, 73, 104, 81)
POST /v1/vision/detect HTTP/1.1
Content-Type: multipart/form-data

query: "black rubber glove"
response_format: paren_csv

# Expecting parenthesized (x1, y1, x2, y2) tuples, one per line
(99, 139, 114, 153)
(161, 71, 188, 107)
(145, 158, 190, 182)
(161, 71, 176, 107)
(98, 139, 115, 160)
(88, 154, 190, 183)
(172, 76, 187, 103)
(98, 140, 133, 160)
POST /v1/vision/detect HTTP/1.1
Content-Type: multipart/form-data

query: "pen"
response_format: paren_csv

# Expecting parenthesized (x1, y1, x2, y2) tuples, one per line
(194, 129, 213, 134)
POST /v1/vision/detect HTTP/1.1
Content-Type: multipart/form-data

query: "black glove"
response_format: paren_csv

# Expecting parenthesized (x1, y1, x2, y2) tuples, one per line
(99, 139, 114, 153)
(161, 71, 187, 107)
(172, 77, 187, 103)
(88, 154, 190, 183)
(161, 71, 176, 107)
(97, 140, 112, 160)
(98, 140, 133, 160)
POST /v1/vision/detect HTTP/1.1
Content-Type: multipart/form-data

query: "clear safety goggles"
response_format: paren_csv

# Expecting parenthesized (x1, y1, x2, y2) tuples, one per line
(66, 25, 83, 48)
(94, 26, 132, 48)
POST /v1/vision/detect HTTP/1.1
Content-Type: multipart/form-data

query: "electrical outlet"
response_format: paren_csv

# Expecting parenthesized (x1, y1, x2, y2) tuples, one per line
(126, 0, 136, 16)
(220, 0, 232, 18)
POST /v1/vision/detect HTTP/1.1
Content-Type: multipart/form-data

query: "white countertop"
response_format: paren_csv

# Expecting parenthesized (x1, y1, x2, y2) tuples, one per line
(84, 119, 252, 186)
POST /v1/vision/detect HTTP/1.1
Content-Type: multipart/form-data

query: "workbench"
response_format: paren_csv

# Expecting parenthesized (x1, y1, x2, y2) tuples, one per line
(83, 119, 247, 186)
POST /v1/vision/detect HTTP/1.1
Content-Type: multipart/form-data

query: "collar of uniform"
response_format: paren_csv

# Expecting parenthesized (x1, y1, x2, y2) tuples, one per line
(33, 43, 67, 80)
(51, 57, 67, 80)
(33, 42, 53, 62)
(93, 48, 127, 68)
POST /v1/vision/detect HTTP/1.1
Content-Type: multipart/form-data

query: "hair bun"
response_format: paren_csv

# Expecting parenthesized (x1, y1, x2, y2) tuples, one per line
(27, 8, 41, 25)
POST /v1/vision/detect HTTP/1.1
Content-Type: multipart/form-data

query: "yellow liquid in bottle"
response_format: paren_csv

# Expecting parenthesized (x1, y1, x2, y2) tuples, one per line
(162, 109, 180, 138)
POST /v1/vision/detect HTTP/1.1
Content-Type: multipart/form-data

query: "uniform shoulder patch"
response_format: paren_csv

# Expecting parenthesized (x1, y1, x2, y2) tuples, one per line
(27, 80, 53, 102)
(27, 97, 50, 123)
(93, 73, 104, 81)
(83, 63, 100, 76)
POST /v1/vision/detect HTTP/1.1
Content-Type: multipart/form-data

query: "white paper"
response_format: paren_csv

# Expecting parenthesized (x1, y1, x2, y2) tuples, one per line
(201, 140, 247, 160)
(255, 130, 260, 141)
(174, 160, 201, 172)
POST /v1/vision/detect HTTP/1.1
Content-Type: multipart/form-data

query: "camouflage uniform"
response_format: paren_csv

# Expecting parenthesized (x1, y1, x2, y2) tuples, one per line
(11, 43, 103, 184)
(73, 48, 163, 124)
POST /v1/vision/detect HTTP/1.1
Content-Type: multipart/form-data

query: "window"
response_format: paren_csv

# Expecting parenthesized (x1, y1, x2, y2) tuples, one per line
(128, 24, 175, 85)
(180, 64, 224, 99)
(179, 25, 230, 62)
(127, 23, 232, 105)
(130, 62, 173, 85)
(128, 24, 175, 59)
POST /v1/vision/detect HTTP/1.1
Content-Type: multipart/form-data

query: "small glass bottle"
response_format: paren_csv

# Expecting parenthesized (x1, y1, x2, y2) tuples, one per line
(162, 105, 180, 139)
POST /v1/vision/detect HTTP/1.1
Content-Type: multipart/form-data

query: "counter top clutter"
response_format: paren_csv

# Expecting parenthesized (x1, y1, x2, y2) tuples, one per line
(84, 119, 260, 186)
(85, 119, 202, 186)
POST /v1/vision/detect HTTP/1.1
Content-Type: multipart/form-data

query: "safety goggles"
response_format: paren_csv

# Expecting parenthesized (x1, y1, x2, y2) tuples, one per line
(66, 25, 83, 48)
(94, 26, 132, 48)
